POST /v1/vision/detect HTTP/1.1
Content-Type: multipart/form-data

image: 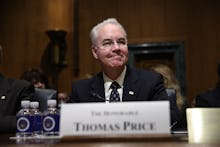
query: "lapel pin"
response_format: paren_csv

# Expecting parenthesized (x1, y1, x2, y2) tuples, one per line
(1, 95, 6, 100)
(129, 91, 134, 95)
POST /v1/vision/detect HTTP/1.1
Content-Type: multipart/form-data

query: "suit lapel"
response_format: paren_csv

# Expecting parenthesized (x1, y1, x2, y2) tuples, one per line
(90, 72, 105, 102)
(88, 67, 141, 102)
(0, 75, 10, 100)
(123, 66, 140, 101)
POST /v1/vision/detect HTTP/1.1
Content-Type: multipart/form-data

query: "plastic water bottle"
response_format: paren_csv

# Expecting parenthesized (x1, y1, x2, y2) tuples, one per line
(16, 100, 33, 137)
(43, 99, 60, 136)
(30, 101, 43, 137)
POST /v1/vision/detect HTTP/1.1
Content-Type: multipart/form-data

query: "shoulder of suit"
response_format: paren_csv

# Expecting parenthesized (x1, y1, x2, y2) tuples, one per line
(7, 78, 32, 87)
(132, 67, 160, 77)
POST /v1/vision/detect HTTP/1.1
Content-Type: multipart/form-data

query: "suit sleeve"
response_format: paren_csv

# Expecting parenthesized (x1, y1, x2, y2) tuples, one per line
(195, 94, 211, 107)
(68, 83, 78, 103)
(0, 80, 35, 133)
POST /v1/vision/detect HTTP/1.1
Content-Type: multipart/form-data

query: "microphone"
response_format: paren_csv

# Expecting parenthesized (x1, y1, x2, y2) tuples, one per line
(91, 92, 109, 101)
(170, 121, 178, 129)
(170, 113, 187, 133)
(91, 92, 121, 102)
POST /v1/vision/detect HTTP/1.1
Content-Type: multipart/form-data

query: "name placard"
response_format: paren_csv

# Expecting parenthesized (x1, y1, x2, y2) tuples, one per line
(60, 101, 170, 137)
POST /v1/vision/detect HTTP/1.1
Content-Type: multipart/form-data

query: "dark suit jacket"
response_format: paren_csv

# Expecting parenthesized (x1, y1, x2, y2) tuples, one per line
(69, 66, 181, 125)
(195, 83, 220, 107)
(0, 73, 35, 133)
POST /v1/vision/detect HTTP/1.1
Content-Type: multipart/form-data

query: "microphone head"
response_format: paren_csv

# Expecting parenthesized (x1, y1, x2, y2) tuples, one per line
(90, 92, 106, 101)
(91, 92, 97, 97)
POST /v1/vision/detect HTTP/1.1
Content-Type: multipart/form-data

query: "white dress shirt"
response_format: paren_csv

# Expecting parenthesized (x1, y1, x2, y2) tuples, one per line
(103, 67, 126, 103)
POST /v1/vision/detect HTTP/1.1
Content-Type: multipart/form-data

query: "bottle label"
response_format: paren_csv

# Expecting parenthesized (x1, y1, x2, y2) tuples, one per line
(33, 115, 43, 132)
(16, 116, 33, 133)
(43, 114, 60, 132)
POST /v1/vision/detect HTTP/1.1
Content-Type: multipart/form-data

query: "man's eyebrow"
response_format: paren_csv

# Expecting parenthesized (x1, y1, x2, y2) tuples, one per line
(102, 38, 126, 41)
(102, 39, 112, 42)
(118, 38, 126, 41)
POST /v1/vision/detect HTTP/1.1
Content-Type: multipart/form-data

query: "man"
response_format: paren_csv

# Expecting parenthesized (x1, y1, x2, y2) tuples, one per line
(69, 18, 181, 126)
(195, 85, 220, 107)
(195, 62, 220, 107)
(0, 45, 35, 133)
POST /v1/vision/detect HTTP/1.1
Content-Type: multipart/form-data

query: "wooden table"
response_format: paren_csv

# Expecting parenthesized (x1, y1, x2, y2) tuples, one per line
(1, 134, 219, 147)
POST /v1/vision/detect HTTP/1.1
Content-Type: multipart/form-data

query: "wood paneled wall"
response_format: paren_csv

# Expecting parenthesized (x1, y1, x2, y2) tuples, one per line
(0, 0, 74, 93)
(0, 0, 220, 105)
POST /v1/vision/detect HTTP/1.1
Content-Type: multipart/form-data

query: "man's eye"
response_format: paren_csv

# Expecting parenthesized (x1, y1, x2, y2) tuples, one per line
(103, 42, 113, 46)
(117, 40, 126, 45)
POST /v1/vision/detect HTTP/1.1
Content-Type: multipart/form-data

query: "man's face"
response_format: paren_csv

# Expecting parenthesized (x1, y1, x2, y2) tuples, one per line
(92, 24, 128, 69)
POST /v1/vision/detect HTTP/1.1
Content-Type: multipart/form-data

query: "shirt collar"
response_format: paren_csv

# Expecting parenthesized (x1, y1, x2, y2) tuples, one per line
(103, 66, 127, 91)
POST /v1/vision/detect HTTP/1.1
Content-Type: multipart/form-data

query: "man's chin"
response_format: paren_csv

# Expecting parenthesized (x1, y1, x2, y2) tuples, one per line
(109, 63, 125, 68)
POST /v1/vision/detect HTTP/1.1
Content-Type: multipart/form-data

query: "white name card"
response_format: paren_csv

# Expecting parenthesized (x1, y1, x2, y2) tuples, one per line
(60, 101, 170, 137)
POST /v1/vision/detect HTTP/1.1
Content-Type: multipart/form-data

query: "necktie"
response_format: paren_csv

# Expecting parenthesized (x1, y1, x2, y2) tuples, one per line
(110, 81, 120, 102)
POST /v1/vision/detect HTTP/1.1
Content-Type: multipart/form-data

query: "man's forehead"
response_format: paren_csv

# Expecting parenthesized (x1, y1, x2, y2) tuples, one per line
(99, 31, 126, 40)
(99, 23, 125, 34)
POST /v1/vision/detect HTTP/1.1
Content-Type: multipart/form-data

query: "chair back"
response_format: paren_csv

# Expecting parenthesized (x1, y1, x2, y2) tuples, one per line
(34, 88, 57, 112)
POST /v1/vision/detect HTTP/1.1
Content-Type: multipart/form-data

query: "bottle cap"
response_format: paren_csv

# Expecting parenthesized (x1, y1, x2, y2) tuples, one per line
(30, 101, 39, 109)
(21, 100, 31, 108)
(47, 99, 57, 107)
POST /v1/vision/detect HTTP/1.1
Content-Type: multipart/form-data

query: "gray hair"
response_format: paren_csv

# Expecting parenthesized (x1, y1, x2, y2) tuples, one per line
(90, 18, 127, 46)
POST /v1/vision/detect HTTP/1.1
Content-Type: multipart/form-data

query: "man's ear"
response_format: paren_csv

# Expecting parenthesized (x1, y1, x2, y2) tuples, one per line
(92, 46, 98, 59)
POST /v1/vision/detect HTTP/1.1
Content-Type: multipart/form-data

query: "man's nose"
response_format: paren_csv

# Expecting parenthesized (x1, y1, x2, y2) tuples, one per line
(112, 41, 120, 50)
